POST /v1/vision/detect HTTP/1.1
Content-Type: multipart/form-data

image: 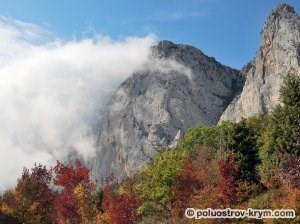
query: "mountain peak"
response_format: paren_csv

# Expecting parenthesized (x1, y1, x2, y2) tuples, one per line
(264, 3, 298, 30)
(261, 3, 300, 50)
(157, 40, 175, 49)
(220, 3, 300, 122)
(271, 3, 295, 15)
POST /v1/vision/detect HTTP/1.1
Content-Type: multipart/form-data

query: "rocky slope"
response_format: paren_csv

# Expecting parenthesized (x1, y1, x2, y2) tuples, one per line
(92, 41, 243, 183)
(220, 4, 300, 122)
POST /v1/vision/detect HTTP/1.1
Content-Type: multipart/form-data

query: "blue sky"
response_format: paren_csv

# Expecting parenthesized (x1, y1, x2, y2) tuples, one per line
(0, 0, 299, 69)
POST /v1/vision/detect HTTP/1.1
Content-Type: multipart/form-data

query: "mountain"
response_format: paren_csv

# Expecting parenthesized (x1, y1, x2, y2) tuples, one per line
(220, 4, 300, 122)
(92, 41, 243, 183)
(92, 3, 300, 183)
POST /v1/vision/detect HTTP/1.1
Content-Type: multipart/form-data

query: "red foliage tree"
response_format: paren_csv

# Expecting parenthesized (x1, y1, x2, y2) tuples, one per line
(53, 159, 96, 224)
(218, 153, 238, 206)
(272, 158, 300, 212)
(171, 158, 198, 221)
(101, 176, 140, 224)
(171, 147, 220, 223)
(1, 163, 54, 223)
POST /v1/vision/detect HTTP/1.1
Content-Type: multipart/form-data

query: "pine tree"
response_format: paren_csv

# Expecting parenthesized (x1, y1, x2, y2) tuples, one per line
(279, 74, 300, 107)
(221, 120, 260, 182)
(259, 74, 300, 187)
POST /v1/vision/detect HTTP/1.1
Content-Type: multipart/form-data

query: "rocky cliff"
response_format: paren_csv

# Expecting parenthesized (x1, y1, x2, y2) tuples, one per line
(92, 4, 300, 183)
(220, 4, 300, 122)
(92, 41, 243, 183)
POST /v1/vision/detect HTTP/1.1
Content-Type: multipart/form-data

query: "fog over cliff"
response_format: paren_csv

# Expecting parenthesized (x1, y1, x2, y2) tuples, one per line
(0, 16, 156, 191)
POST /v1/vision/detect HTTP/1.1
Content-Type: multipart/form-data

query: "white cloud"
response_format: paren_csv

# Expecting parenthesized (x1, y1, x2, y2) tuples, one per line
(0, 16, 156, 191)
(0, 16, 53, 65)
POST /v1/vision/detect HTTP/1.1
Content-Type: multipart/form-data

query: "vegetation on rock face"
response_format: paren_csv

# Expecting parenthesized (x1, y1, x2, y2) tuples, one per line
(0, 74, 300, 223)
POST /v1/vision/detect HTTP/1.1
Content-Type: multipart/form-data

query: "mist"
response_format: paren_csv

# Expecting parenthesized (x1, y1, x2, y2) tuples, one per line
(0, 16, 156, 191)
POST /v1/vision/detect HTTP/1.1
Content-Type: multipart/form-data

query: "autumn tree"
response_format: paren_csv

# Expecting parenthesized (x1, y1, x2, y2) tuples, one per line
(268, 158, 300, 223)
(281, 158, 300, 189)
(171, 158, 197, 223)
(53, 159, 97, 224)
(101, 176, 140, 224)
(0, 164, 53, 224)
(218, 153, 238, 207)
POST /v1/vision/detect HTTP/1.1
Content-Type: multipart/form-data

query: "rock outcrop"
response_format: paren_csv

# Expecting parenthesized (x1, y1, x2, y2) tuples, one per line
(220, 4, 300, 122)
(92, 41, 243, 183)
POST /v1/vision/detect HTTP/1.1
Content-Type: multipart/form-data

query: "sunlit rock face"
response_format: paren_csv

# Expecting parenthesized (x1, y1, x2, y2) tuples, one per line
(220, 4, 300, 122)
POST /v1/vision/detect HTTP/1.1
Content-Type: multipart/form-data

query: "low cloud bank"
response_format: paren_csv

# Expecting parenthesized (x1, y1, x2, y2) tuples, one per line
(0, 16, 155, 191)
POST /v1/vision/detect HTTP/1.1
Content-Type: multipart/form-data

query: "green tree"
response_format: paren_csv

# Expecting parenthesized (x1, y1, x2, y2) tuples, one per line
(180, 120, 261, 182)
(135, 148, 184, 218)
(219, 120, 260, 182)
(279, 74, 300, 107)
(179, 125, 221, 154)
(258, 74, 300, 187)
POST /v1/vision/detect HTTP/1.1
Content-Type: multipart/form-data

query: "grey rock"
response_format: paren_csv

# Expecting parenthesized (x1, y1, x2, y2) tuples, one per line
(91, 4, 300, 184)
(168, 129, 182, 149)
(92, 41, 243, 183)
(220, 4, 300, 122)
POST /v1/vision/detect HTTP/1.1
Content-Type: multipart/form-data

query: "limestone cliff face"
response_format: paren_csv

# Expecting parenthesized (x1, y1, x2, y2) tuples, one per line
(92, 41, 243, 183)
(92, 4, 300, 183)
(220, 4, 300, 122)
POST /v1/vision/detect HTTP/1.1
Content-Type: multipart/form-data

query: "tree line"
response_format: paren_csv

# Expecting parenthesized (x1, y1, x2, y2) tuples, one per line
(1, 74, 299, 223)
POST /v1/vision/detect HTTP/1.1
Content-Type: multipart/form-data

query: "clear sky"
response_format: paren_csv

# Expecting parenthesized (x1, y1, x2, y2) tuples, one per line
(0, 0, 299, 69)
